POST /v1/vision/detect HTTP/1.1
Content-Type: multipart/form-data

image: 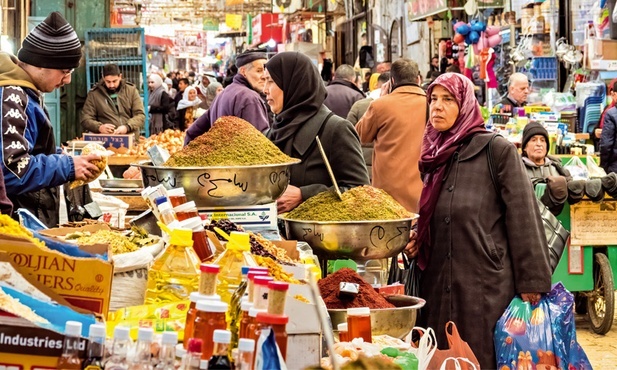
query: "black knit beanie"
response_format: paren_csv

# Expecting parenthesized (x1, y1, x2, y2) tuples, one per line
(17, 12, 81, 69)
(521, 122, 550, 156)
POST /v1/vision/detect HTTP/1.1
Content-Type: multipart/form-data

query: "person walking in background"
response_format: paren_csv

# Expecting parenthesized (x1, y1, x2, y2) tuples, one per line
(173, 77, 190, 108)
(201, 82, 223, 110)
(600, 81, 617, 173)
(81, 63, 145, 141)
(176, 86, 205, 131)
(147, 74, 175, 135)
(0, 11, 101, 226)
(355, 59, 426, 213)
(347, 73, 389, 125)
(405, 73, 551, 368)
(498, 72, 529, 113)
(323, 64, 366, 118)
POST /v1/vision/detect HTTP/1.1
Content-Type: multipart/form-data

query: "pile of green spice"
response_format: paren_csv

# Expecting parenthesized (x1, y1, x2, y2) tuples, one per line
(164, 116, 295, 167)
(285, 185, 411, 221)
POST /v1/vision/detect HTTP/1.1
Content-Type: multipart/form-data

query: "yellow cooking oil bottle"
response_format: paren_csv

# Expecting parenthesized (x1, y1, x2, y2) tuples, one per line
(144, 227, 201, 304)
(213, 230, 252, 305)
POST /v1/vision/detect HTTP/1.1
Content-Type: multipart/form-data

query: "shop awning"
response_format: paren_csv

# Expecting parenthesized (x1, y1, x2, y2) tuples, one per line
(145, 35, 174, 48)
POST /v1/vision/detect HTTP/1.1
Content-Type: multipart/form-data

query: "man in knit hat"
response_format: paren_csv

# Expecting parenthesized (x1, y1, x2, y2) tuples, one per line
(0, 11, 101, 227)
(184, 49, 269, 144)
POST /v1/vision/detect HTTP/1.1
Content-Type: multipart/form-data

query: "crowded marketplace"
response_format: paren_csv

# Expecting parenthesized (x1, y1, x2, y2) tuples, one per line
(0, 0, 615, 368)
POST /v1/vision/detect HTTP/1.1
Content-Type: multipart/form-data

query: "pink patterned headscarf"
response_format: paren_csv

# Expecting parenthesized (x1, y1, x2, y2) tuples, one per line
(416, 73, 486, 269)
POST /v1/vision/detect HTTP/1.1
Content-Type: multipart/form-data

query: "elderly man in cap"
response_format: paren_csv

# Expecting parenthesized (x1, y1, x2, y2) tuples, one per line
(498, 72, 530, 114)
(0, 11, 101, 227)
(184, 49, 269, 144)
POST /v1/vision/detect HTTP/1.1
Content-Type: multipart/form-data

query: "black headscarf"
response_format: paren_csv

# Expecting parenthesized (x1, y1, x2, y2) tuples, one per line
(265, 52, 327, 147)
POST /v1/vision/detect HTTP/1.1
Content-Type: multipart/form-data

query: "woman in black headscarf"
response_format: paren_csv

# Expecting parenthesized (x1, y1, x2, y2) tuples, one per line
(264, 52, 370, 213)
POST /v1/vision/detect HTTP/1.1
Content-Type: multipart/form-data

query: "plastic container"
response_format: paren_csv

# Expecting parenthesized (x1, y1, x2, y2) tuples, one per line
(207, 330, 232, 369)
(347, 307, 372, 343)
(236, 338, 255, 370)
(199, 264, 219, 296)
(167, 187, 187, 208)
(252, 276, 274, 310)
(256, 312, 289, 360)
(145, 228, 201, 304)
(184, 292, 221, 350)
(193, 300, 228, 360)
(247, 271, 269, 303)
(337, 322, 349, 342)
(174, 201, 199, 221)
(238, 301, 253, 339)
(157, 201, 177, 224)
(179, 217, 213, 261)
(57, 321, 82, 369)
(182, 338, 203, 370)
(213, 232, 251, 304)
(267, 281, 289, 315)
(246, 307, 266, 343)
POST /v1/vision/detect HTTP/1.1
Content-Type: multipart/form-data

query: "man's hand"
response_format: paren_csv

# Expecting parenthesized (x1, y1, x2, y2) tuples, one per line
(276, 185, 302, 213)
(72, 153, 102, 181)
(403, 229, 418, 258)
(521, 293, 542, 305)
(114, 125, 128, 134)
(595, 128, 602, 138)
(99, 123, 116, 134)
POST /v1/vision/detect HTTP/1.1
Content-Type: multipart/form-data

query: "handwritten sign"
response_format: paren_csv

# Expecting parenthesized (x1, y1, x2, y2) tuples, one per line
(570, 201, 617, 246)
(84, 134, 133, 152)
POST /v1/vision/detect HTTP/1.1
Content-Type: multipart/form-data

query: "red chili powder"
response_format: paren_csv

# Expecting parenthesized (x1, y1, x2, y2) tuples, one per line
(318, 268, 395, 309)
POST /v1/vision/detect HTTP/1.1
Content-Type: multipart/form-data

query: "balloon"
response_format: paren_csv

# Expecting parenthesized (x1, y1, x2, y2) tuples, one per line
(453, 21, 466, 32)
(485, 25, 501, 36)
(469, 30, 480, 44)
(457, 24, 471, 36)
(488, 34, 503, 48)
(471, 21, 486, 33)
(453, 33, 465, 44)
(465, 34, 472, 45)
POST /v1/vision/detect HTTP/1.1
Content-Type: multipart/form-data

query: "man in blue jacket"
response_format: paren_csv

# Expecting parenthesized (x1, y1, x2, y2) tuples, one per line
(184, 49, 269, 144)
(0, 12, 101, 227)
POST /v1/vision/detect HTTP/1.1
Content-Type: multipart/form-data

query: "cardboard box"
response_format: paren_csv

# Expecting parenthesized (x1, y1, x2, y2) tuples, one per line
(594, 39, 617, 61)
(0, 225, 114, 315)
(84, 133, 133, 153)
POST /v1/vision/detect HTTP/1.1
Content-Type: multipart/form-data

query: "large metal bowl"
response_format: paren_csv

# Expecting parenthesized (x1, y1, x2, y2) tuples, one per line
(278, 216, 416, 260)
(328, 295, 426, 339)
(133, 160, 300, 208)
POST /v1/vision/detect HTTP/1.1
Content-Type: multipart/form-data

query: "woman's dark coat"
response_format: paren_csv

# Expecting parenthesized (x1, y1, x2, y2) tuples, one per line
(418, 133, 551, 368)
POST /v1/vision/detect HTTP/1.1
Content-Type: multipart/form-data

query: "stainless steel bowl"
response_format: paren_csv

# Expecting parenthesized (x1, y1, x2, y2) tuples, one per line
(133, 160, 300, 208)
(278, 216, 416, 260)
(328, 295, 426, 339)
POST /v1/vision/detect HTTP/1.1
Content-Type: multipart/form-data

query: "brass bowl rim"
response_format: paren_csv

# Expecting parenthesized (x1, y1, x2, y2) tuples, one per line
(131, 159, 301, 170)
(326, 295, 426, 312)
(278, 214, 418, 225)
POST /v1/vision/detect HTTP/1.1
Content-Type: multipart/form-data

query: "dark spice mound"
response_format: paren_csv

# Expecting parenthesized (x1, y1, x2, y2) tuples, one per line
(318, 268, 395, 309)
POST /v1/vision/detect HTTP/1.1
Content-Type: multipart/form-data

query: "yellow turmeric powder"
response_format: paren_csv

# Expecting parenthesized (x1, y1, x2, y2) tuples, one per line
(0, 214, 46, 248)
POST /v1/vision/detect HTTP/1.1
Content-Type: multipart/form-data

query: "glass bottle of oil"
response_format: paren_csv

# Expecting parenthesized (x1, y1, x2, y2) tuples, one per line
(145, 228, 201, 304)
(213, 231, 251, 305)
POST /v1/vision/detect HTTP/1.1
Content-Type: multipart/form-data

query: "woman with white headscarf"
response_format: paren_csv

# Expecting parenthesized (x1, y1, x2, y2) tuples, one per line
(176, 86, 205, 130)
(147, 74, 175, 135)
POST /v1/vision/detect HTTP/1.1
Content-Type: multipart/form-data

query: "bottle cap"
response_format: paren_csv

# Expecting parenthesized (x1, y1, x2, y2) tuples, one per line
(154, 196, 168, 205)
(161, 331, 178, 345)
(228, 231, 250, 251)
(238, 338, 255, 352)
(347, 307, 370, 316)
(65, 321, 82, 337)
(241, 301, 253, 312)
(179, 216, 203, 231)
(173, 200, 197, 213)
(113, 326, 130, 340)
(88, 323, 106, 338)
(248, 307, 266, 318)
(196, 300, 228, 313)
(212, 329, 231, 344)
(166, 187, 185, 197)
(253, 276, 274, 286)
(256, 312, 289, 325)
(200, 264, 220, 273)
(158, 201, 173, 212)
(187, 337, 203, 353)
(337, 323, 348, 331)
(141, 186, 153, 198)
(268, 281, 289, 291)
(169, 227, 194, 247)
(247, 271, 269, 281)
(137, 327, 154, 341)
(190, 292, 221, 303)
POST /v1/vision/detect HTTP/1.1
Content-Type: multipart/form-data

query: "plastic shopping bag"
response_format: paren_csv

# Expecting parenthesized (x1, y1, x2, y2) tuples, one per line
(428, 322, 480, 370)
(563, 156, 589, 180)
(494, 282, 592, 369)
(586, 155, 607, 178)
(407, 327, 437, 370)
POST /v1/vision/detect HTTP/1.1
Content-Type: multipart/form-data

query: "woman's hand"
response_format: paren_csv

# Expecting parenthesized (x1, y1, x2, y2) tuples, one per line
(403, 229, 418, 259)
(520, 292, 542, 305)
(276, 185, 302, 213)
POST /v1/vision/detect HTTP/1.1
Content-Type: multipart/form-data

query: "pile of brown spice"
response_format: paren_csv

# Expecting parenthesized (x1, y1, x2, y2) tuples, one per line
(164, 116, 295, 167)
(318, 268, 395, 309)
(286, 185, 411, 221)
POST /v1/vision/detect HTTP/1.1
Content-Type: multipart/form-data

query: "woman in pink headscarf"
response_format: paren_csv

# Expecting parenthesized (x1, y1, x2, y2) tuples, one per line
(404, 73, 551, 368)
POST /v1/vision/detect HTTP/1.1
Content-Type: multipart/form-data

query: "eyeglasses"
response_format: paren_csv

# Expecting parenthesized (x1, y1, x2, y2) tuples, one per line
(61, 69, 75, 76)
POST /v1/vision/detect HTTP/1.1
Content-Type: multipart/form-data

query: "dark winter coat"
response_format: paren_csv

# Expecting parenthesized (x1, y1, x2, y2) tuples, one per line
(418, 133, 551, 368)
(522, 155, 572, 186)
(323, 79, 365, 119)
(600, 106, 617, 173)
(276, 105, 370, 200)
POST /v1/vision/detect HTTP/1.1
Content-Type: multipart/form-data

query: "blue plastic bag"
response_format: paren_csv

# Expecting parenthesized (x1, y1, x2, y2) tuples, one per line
(494, 282, 592, 369)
